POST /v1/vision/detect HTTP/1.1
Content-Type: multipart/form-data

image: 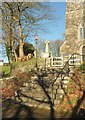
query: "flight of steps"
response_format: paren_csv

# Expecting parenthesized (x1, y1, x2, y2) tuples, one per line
(1, 66, 75, 109)
(14, 74, 52, 109)
(14, 68, 72, 108)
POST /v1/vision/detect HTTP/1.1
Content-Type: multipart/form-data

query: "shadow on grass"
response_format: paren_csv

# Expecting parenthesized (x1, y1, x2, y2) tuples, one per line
(69, 90, 85, 119)
(2, 99, 37, 120)
(59, 72, 85, 119)
(2, 72, 56, 120)
(2, 67, 85, 120)
(50, 54, 85, 119)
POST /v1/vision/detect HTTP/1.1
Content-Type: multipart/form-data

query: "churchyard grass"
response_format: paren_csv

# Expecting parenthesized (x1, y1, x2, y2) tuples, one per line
(12, 58, 44, 71)
(0, 58, 44, 77)
(0, 65, 10, 77)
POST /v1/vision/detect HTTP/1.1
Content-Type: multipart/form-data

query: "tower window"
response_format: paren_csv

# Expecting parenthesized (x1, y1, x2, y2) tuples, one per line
(83, 27, 85, 39)
(79, 23, 85, 40)
(80, 27, 83, 39)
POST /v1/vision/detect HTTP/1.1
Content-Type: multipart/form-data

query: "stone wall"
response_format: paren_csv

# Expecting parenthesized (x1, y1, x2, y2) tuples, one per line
(60, 1, 85, 56)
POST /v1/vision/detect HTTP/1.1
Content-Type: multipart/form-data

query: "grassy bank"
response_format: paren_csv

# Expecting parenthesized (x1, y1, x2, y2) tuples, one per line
(0, 58, 44, 77)
(0, 65, 10, 77)
(12, 58, 44, 72)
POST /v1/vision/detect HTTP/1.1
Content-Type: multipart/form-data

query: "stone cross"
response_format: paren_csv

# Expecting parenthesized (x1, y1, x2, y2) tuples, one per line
(45, 40, 50, 53)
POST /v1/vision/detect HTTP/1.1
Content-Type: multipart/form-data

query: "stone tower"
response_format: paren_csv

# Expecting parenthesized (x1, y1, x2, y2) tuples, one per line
(60, 0, 85, 61)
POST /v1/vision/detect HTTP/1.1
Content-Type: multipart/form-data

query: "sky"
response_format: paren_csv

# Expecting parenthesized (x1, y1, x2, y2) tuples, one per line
(1, 2, 66, 62)
(35, 2, 66, 42)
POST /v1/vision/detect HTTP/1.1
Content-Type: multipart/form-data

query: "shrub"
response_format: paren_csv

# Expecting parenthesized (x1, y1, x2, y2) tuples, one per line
(2, 85, 17, 99)
(15, 42, 35, 57)
(14, 71, 33, 87)
(80, 64, 85, 71)
(55, 68, 85, 113)
(2, 71, 33, 99)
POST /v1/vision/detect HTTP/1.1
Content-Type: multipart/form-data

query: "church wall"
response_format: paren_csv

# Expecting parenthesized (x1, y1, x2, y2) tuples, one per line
(60, 1, 85, 56)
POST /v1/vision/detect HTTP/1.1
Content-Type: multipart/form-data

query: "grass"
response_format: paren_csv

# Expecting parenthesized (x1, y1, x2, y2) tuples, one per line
(12, 58, 44, 71)
(0, 58, 44, 77)
(80, 64, 85, 71)
(0, 65, 11, 77)
(66, 98, 77, 105)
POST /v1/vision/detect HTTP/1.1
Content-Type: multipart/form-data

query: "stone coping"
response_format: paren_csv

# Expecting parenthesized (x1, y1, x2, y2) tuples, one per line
(0, 76, 15, 81)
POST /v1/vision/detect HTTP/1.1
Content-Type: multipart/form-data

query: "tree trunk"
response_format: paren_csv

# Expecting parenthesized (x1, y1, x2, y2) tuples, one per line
(8, 53, 13, 64)
(7, 26, 13, 64)
(14, 49, 18, 62)
(12, 31, 18, 62)
(12, 41, 18, 62)
(18, 22, 24, 59)
(7, 15, 13, 64)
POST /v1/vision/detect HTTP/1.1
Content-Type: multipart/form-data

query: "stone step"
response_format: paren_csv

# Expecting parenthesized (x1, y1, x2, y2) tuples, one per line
(25, 101, 50, 109)
(14, 91, 50, 105)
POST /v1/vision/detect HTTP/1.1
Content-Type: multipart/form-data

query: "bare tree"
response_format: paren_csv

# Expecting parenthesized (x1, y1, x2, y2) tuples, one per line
(1, 2, 52, 62)
(50, 39, 64, 57)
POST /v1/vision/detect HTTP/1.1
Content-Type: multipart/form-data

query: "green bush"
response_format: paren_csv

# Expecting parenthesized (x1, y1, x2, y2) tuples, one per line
(15, 42, 35, 57)
(80, 64, 85, 71)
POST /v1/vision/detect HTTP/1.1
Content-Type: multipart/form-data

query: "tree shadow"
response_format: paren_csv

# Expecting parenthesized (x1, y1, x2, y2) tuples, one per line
(50, 54, 85, 119)
(2, 72, 57, 119)
(68, 70, 85, 119)
(2, 99, 37, 120)
(60, 71, 85, 119)
(37, 74, 56, 120)
(14, 73, 56, 120)
(2, 63, 85, 119)
(69, 90, 85, 119)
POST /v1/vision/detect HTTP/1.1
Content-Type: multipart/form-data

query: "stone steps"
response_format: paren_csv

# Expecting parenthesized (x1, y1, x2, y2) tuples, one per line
(14, 71, 70, 107)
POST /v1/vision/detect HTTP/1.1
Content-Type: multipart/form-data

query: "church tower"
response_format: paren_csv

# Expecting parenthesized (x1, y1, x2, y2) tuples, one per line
(60, 0, 85, 62)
